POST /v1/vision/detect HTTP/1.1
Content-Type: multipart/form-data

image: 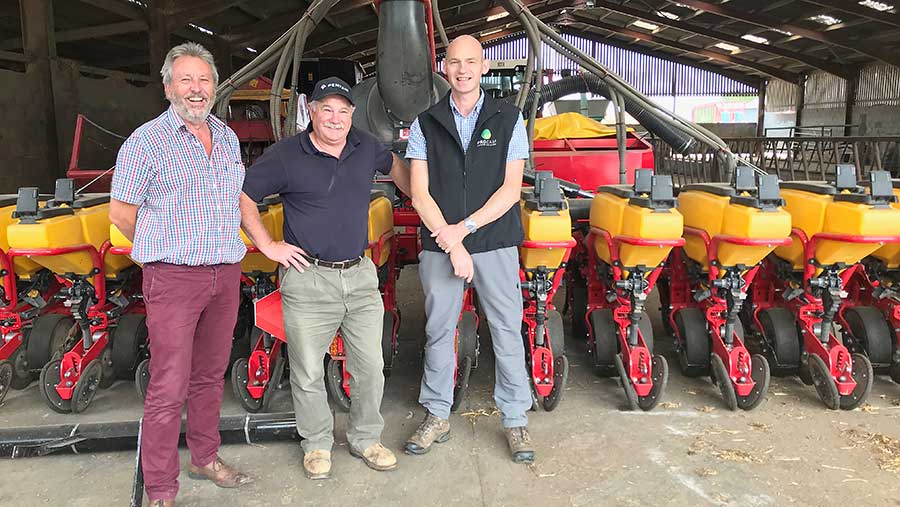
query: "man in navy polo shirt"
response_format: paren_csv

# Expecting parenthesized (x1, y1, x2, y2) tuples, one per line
(239, 77, 410, 480)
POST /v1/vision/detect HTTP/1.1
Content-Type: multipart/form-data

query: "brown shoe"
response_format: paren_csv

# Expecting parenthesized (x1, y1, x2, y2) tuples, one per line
(303, 449, 332, 480)
(404, 412, 450, 455)
(148, 500, 175, 507)
(505, 426, 535, 464)
(350, 443, 398, 471)
(187, 457, 254, 488)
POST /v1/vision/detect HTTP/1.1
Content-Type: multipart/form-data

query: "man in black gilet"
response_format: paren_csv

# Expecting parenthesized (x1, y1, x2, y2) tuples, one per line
(404, 35, 535, 463)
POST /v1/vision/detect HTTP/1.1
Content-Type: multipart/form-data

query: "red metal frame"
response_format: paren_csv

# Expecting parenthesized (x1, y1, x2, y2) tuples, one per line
(532, 133, 655, 191)
(585, 227, 683, 397)
(669, 227, 791, 397)
(0, 249, 67, 367)
(6, 242, 116, 400)
(752, 228, 900, 396)
(519, 238, 576, 397)
(250, 229, 402, 401)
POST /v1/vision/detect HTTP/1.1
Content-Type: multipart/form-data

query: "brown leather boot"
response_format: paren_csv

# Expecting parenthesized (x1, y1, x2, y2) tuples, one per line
(187, 457, 254, 488)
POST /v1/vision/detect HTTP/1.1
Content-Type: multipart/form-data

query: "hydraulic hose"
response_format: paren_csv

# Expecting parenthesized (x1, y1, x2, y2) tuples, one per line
(507, 74, 697, 154)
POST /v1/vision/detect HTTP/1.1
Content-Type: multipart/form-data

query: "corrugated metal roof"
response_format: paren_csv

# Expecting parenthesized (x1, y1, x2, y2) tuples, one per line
(472, 33, 757, 97)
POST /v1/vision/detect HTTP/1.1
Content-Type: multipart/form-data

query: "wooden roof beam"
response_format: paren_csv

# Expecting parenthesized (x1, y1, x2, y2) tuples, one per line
(570, 11, 800, 82)
(1, 20, 147, 50)
(340, 1, 573, 62)
(674, 0, 900, 67)
(801, 0, 900, 28)
(591, 0, 852, 79)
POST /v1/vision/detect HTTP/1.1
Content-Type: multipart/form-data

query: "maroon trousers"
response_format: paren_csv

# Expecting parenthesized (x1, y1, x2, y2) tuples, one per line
(140, 262, 242, 500)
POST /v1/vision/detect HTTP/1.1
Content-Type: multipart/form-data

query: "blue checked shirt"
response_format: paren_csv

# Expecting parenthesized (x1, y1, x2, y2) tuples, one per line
(112, 106, 247, 266)
(406, 91, 529, 161)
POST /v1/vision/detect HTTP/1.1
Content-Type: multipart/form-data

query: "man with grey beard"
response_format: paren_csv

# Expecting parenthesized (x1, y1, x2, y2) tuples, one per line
(241, 77, 411, 480)
(110, 42, 253, 507)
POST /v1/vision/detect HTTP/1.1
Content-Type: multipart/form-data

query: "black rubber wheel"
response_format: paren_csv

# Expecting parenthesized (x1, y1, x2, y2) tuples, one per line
(675, 308, 709, 377)
(111, 313, 148, 379)
(261, 349, 286, 413)
(26, 314, 73, 373)
(808, 353, 840, 410)
(589, 309, 618, 377)
(614, 354, 640, 411)
(71, 359, 102, 414)
(638, 313, 654, 354)
(0, 360, 11, 405)
(656, 276, 674, 336)
(638, 355, 668, 411)
(134, 358, 150, 400)
(39, 359, 71, 413)
(381, 312, 397, 373)
(9, 344, 32, 389)
(231, 357, 263, 413)
(542, 354, 569, 412)
(710, 352, 738, 411)
(843, 306, 893, 369)
(891, 360, 900, 385)
(547, 309, 566, 358)
(325, 357, 352, 412)
(568, 281, 588, 341)
(840, 353, 873, 411)
(457, 310, 478, 363)
(451, 355, 473, 412)
(736, 354, 771, 411)
(758, 307, 801, 373)
(97, 347, 116, 389)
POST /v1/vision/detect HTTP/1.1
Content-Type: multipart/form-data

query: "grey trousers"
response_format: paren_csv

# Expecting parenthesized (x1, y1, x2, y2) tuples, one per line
(418, 246, 531, 427)
(280, 257, 385, 453)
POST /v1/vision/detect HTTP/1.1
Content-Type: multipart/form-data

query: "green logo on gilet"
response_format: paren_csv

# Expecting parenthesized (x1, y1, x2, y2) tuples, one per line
(481, 129, 492, 140)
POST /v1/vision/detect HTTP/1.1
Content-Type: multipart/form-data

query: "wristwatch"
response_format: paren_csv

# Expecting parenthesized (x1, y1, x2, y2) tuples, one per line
(463, 218, 478, 234)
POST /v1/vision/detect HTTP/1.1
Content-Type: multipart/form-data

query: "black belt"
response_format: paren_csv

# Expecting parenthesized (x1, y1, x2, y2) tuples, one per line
(301, 253, 363, 270)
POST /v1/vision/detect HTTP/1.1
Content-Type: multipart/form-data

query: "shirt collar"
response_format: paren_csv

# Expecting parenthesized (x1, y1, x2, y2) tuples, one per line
(165, 104, 227, 140)
(299, 127, 361, 159)
(449, 89, 485, 119)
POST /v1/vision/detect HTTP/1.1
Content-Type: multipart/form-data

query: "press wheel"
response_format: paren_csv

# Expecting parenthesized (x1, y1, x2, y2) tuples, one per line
(261, 350, 286, 413)
(736, 354, 770, 411)
(451, 355, 473, 413)
(542, 354, 569, 412)
(840, 353, 873, 411)
(758, 308, 801, 374)
(231, 357, 263, 413)
(614, 354, 639, 411)
(111, 313, 148, 379)
(808, 353, 840, 410)
(675, 308, 709, 377)
(890, 360, 900, 385)
(71, 359, 102, 414)
(39, 359, 71, 413)
(0, 360, 12, 405)
(638, 355, 668, 411)
(26, 314, 73, 372)
(589, 310, 617, 377)
(710, 353, 738, 411)
(843, 307, 893, 369)
(134, 358, 150, 400)
(325, 357, 351, 412)
(9, 345, 32, 389)
(98, 347, 116, 389)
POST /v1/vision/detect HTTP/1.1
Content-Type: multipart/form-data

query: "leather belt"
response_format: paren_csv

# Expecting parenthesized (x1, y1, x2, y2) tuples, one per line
(301, 253, 363, 270)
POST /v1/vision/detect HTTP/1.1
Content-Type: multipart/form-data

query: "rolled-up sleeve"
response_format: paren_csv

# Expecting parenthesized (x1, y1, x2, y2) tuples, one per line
(405, 118, 427, 161)
(111, 136, 153, 205)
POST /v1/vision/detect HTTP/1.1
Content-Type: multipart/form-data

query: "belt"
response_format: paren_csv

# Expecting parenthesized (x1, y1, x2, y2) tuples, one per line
(301, 253, 363, 270)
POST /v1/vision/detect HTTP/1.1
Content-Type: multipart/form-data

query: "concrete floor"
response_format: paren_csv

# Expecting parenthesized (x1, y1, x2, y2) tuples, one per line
(2, 267, 900, 507)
